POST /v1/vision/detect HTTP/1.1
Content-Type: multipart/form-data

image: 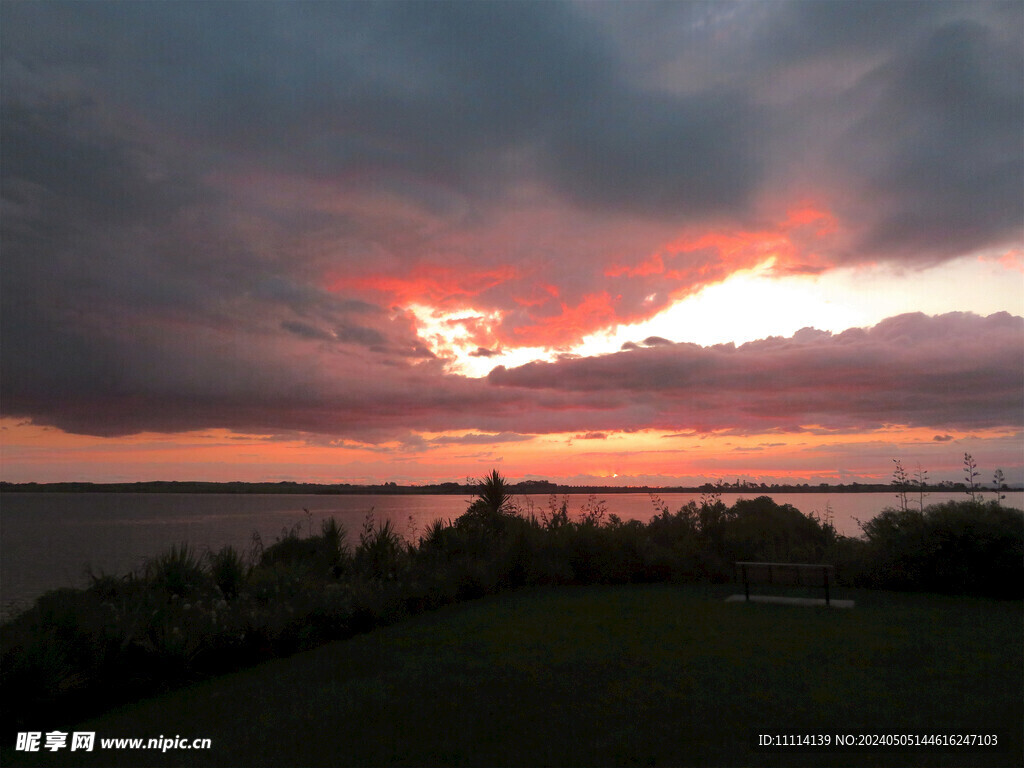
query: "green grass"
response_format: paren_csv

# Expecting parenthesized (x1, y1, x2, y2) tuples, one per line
(5, 584, 1021, 767)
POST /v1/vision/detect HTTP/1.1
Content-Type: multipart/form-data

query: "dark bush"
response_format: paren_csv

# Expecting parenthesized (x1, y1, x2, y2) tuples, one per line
(724, 496, 831, 563)
(859, 501, 1024, 597)
(354, 517, 407, 581)
(260, 517, 351, 577)
(208, 546, 247, 599)
(145, 544, 207, 597)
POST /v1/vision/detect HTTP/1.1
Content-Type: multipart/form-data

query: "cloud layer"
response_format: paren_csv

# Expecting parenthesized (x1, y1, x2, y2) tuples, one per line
(4, 308, 1021, 441)
(489, 312, 1024, 435)
(1, 2, 1021, 445)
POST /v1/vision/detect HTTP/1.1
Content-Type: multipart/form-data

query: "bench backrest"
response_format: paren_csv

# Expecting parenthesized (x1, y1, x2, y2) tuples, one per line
(735, 562, 833, 587)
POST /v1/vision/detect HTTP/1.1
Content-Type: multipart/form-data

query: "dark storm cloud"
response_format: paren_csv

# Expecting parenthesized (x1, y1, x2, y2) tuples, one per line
(751, 0, 940, 62)
(613, 1, 1023, 264)
(1, 1, 761, 212)
(543, 90, 760, 216)
(842, 19, 1023, 260)
(4, 1, 1017, 252)
(281, 321, 334, 342)
(755, 3, 1022, 263)
(0, 315, 515, 439)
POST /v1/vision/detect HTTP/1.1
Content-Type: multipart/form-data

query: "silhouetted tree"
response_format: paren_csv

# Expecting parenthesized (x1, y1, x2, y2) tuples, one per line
(963, 453, 980, 502)
(892, 459, 910, 513)
(914, 463, 929, 513)
(993, 469, 1006, 503)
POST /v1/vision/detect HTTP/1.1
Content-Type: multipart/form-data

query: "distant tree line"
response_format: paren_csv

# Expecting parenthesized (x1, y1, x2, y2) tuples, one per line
(3, 476, 1018, 495)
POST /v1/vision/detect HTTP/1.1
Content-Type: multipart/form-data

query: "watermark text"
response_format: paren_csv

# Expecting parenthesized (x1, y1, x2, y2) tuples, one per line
(16, 732, 212, 753)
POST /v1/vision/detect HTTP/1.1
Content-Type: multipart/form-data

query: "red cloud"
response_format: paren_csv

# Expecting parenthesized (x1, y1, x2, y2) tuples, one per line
(607, 205, 840, 286)
(329, 264, 518, 307)
(320, 202, 848, 352)
(511, 291, 619, 347)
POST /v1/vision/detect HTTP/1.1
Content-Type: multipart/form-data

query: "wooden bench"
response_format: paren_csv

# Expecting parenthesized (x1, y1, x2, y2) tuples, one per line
(735, 561, 836, 606)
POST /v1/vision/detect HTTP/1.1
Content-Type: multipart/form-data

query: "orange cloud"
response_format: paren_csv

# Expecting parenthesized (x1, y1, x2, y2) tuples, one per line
(329, 263, 518, 307)
(442, 314, 501, 351)
(321, 203, 852, 354)
(605, 252, 665, 278)
(782, 205, 838, 234)
(606, 204, 840, 289)
(510, 291, 619, 347)
(512, 283, 561, 307)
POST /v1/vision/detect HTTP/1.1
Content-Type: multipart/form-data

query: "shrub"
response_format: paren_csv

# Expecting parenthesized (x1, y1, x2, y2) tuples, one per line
(859, 501, 1024, 597)
(145, 544, 206, 597)
(643, 505, 709, 581)
(259, 524, 316, 568)
(259, 516, 350, 577)
(724, 497, 830, 564)
(208, 546, 247, 599)
(354, 516, 407, 581)
(319, 517, 350, 572)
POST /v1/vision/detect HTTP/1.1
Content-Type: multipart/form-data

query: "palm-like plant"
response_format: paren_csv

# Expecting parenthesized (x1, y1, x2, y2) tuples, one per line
(476, 469, 511, 515)
(355, 518, 405, 580)
(146, 543, 205, 597)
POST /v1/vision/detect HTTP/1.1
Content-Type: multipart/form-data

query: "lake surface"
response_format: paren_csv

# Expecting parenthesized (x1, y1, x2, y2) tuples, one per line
(2, 490, 1019, 617)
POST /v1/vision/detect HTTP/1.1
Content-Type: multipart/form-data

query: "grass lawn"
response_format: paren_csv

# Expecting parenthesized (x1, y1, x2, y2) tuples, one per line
(5, 583, 1021, 767)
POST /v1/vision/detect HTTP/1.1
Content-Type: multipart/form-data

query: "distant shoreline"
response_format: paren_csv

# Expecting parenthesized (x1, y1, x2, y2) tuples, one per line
(2, 480, 1019, 495)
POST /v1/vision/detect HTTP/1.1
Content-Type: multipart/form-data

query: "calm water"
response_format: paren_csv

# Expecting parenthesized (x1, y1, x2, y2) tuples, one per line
(2, 490, 1019, 616)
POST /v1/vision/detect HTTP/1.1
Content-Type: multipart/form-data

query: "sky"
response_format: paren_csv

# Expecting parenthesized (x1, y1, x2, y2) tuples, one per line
(1, 0, 1022, 487)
